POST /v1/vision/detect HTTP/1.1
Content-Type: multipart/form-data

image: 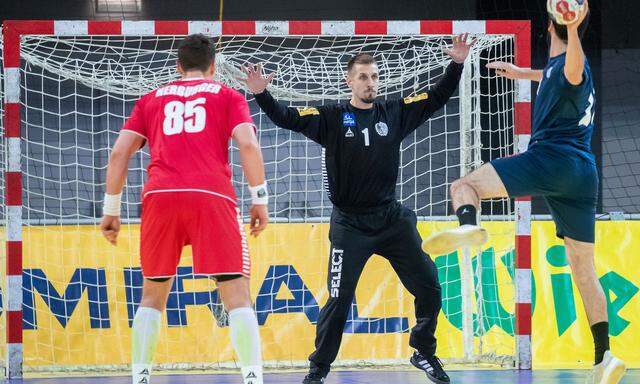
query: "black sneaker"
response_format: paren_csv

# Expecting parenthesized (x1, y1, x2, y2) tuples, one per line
(302, 372, 325, 384)
(410, 351, 450, 384)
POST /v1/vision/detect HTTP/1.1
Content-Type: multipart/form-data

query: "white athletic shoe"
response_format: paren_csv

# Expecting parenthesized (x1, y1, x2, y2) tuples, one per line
(590, 351, 626, 384)
(421, 224, 488, 255)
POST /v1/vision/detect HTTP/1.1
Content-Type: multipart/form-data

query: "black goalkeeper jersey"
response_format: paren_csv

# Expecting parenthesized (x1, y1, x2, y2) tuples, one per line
(254, 61, 464, 210)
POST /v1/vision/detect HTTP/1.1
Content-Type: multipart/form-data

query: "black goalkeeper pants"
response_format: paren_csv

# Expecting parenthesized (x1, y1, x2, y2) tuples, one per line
(308, 201, 442, 376)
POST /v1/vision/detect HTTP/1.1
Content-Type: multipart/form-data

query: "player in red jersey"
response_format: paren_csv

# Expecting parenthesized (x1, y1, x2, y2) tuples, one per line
(100, 34, 268, 384)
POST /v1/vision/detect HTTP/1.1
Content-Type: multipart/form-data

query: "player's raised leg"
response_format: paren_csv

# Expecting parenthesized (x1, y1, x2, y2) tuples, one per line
(217, 276, 264, 384)
(422, 163, 507, 255)
(564, 237, 626, 383)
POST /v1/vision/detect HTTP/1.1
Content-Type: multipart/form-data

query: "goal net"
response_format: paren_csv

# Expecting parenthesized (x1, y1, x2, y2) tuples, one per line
(1, 21, 527, 375)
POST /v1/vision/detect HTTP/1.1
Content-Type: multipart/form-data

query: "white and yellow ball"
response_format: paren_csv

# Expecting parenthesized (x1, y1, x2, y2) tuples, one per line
(547, 0, 586, 25)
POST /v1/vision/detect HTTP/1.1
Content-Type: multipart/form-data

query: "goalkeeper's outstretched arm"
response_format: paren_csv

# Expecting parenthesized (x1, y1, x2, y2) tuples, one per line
(413, 61, 464, 116)
(399, 33, 475, 136)
(242, 63, 326, 145)
(428, 32, 477, 110)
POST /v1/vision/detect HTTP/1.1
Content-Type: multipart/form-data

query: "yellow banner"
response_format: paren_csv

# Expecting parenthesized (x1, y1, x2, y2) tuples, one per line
(532, 221, 640, 368)
(4, 220, 639, 369)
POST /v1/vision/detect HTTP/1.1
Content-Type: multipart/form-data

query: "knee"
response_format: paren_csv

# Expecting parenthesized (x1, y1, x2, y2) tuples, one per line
(565, 242, 593, 266)
(420, 285, 442, 309)
(319, 295, 355, 324)
(450, 179, 464, 197)
(414, 285, 442, 313)
(139, 295, 167, 312)
(323, 287, 356, 311)
(450, 178, 475, 198)
(223, 295, 252, 312)
(412, 279, 442, 301)
(565, 248, 581, 266)
(429, 282, 442, 300)
(218, 278, 252, 311)
(565, 246, 596, 282)
(328, 288, 356, 305)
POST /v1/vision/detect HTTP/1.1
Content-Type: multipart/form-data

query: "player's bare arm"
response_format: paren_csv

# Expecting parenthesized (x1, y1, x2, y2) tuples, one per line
(486, 62, 543, 82)
(100, 131, 145, 245)
(564, 0, 589, 85)
(233, 122, 269, 237)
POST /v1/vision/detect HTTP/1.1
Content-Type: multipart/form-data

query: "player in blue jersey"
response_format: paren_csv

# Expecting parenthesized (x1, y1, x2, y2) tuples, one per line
(422, 2, 626, 383)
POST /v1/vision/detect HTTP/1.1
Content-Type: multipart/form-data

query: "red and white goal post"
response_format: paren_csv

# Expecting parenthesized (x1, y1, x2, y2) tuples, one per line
(1, 19, 531, 378)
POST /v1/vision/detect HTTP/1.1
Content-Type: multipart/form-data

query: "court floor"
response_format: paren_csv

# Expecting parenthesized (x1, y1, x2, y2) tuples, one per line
(7, 369, 639, 383)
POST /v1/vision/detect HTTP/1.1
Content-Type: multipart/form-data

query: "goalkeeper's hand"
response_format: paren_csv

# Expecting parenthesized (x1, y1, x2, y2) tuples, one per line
(444, 33, 477, 64)
(241, 63, 276, 95)
(100, 215, 121, 246)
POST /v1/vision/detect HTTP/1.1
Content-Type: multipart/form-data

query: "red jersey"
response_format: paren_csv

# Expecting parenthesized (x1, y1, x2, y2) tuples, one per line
(121, 78, 254, 204)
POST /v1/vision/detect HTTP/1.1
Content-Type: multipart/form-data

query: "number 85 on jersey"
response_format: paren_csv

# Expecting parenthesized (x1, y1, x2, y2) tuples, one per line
(163, 97, 207, 135)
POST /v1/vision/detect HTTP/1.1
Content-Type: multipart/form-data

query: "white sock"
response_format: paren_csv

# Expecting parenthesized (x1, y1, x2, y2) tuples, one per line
(229, 307, 263, 384)
(131, 307, 161, 384)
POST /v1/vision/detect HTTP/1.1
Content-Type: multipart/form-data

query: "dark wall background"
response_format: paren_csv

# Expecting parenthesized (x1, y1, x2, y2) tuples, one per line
(2, 0, 639, 215)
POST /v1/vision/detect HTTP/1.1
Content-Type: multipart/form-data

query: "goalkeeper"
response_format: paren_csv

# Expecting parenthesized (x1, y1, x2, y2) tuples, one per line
(243, 34, 475, 384)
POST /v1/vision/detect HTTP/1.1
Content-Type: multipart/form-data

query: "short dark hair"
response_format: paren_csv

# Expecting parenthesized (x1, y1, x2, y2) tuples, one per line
(549, 10, 590, 44)
(177, 34, 216, 72)
(347, 53, 376, 73)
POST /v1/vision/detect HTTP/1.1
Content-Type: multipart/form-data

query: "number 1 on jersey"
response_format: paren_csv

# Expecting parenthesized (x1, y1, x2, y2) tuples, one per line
(362, 128, 370, 146)
(163, 97, 206, 135)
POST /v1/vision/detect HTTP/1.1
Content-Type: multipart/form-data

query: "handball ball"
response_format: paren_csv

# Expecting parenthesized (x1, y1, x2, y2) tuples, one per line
(547, 0, 585, 25)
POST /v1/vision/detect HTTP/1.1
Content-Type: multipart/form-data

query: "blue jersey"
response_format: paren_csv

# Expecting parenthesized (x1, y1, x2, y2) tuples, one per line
(531, 53, 595, 162)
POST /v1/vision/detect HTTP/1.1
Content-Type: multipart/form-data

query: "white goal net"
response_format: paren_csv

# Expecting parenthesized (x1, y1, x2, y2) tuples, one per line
(1, 26, 520, 374)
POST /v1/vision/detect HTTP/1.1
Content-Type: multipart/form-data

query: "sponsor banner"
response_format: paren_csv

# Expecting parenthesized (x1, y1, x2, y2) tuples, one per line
(532, 221, 640, 368)
(0, 221, 637, 368)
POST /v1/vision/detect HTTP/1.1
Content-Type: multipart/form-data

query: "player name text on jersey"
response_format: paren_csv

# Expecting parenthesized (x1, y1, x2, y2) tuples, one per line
(156, 82, 222, 98)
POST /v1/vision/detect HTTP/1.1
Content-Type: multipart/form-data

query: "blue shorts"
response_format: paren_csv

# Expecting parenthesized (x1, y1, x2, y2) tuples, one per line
(491, 144, 598, 243)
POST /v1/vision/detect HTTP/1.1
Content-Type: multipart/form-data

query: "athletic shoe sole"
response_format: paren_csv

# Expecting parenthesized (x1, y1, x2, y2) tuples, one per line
(421, 225, 488, 255)
(600, 357, 626, 384)
(302, 376, 324, 384)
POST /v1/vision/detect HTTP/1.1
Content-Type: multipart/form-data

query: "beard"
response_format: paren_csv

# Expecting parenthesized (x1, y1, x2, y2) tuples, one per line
(360, 93, 376, 104)
(360, 97, 375, 104)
